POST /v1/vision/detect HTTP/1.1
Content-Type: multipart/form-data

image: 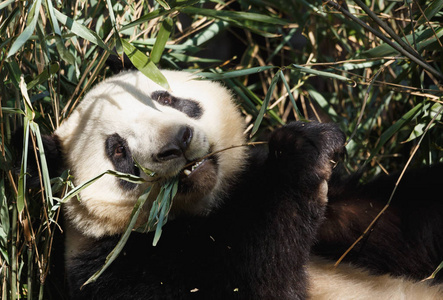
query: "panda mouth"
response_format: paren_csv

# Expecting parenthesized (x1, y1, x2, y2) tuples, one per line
(177, 155, 218, 195)
(180, 157, 214, 178)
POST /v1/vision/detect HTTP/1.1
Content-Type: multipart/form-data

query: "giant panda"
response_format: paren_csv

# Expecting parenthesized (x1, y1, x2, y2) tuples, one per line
(30, 70, 443, 299)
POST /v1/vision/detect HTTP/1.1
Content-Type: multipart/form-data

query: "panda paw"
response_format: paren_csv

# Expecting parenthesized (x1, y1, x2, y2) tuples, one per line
(268, 121, 345, 176)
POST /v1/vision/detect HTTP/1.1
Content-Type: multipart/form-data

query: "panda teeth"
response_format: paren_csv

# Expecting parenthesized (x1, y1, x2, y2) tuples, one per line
(183, 159, 205, 177)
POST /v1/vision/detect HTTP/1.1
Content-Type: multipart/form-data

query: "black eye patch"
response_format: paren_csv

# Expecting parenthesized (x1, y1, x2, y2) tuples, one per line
(105, 133, 140, 190)
(151, 91, 203, 119)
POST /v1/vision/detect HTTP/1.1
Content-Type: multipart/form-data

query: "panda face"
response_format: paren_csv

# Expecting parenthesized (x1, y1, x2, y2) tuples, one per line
(56, 70, 246, 237)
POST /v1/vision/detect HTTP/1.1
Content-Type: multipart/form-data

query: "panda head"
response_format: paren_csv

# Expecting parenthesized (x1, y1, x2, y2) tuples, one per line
(55, 70, 247, 237)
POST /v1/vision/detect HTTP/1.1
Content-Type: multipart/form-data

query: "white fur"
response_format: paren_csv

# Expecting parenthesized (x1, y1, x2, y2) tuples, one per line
(308, 257, 443, 299)
(56, 70, 246, 238)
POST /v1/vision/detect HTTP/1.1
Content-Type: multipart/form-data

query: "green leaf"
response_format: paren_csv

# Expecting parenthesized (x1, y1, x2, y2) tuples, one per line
(404, 103, 443, 143)
(180, 7, 288, 26)
(26, 62, 60, 90)
(197, 66, 277, 80)
(53, 9, 113, 53)
(154, 0, 170, 10)
(82, 185, 153, 287)
(363, 28, 443, 57)
(292, 64, 355, 85)
(425, 260, 443, 281)
(17, 124, 30, 213)
(150, 17, 173, 64)
(180, 20, 230, 52)
(306, 87, 340, 122)
(60, 170, 146, 203)
(121, 8, 175, 32)
(364, 102, 425, 165)
(251, 70, 280, 136)
(416, 0, 443, 27)
(0, 180, 10, 250)
(7, 0, 42, 57)
(279, 71, 303, 120)
(121, 38, 170, 90)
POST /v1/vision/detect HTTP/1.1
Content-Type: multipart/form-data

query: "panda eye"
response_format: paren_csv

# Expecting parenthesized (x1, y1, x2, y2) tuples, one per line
(156, 93, 174, 106)
(114, 144, 125, 156)
(151, 90, 203, 119)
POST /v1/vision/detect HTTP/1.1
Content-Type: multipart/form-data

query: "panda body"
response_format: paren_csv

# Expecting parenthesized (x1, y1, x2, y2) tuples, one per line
(40, 70, 442, 299)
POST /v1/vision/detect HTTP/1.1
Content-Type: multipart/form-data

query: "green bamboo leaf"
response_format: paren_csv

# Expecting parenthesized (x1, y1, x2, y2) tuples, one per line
(0, 0, 14, 10)
(53, 9, 112, 53)
(121, 8, 175, 32)
(150, 17, 173, 64)
(306, 87, 339, 122)
(180, 20, 230, 52)
(251, 70, 280, 136)
(424, 261, 443, 281)
(363, 28, 443, 57)
(152, 179, 178, 246)
(82, 185, 153, 287)
(292, 64, 356, 85)
(1, 107, 24, 115)
(133, 157, 156, 177)
(154, 0, 170, 10)
(404, 103, 443, 143)
(7, 0, 42, 57)
(180, 7, 288, 25)
(197, 66, 277, 80)
(279, 71, 303, 120)
(416, 0, 443, 27)
(121, 38, 170, 90)
(60, 170, 146, 203)
(0, 180, 10, 249)
(43, 0, 61, 35)
(17, 124, 30, 213)
(29, 123, 54, 207)
(364, 102, 425, 165)
(26, 62, 60, 90)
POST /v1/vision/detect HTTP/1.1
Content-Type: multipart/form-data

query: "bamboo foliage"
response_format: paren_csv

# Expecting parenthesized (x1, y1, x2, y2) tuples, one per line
(1, 0, 442, 298)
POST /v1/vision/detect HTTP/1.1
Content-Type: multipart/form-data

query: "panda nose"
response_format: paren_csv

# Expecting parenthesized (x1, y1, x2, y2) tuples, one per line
(154, 126, 193, 162)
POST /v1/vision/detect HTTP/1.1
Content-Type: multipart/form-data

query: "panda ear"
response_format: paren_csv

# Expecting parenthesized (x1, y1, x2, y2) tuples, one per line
(106, 53, 135, 74)
(12, 130, 64, 188)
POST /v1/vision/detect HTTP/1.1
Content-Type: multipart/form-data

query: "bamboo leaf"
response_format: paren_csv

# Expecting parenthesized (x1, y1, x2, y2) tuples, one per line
(60, 170, 146, 203)
(121, 38, 170, 90)
(53, 9, 113, 53)
(364, 102, 425, 165)
(82, 185, 153, 287)
(150, 17, 173, 64)
(279, 71, 303, 120)
(197, 66, 277, 80)
(306, 87, 340, 122)
(292, 64, 355, 85)
(26, 62, 60, 90)
(7, 0, 42, 57)
(251, 70, 280, 136)
(154, 0, 170, 10)
(416, 0, 443, 27)
(180, 7, 288, 25)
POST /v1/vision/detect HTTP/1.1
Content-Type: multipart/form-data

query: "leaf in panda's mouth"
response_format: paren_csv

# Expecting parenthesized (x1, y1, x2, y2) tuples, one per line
(134, 157, 157, 177)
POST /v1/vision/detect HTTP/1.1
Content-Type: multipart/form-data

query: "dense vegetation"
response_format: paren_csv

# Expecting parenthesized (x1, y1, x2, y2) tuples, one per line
(1, 0, 442, 298)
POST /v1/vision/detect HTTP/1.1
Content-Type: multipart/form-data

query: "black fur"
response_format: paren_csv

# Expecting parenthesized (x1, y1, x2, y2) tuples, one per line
(314, 164, 443, 282)
(151, 91, 203, 119)
(67, 122, 345, 300)
(105, 133, 140, 190)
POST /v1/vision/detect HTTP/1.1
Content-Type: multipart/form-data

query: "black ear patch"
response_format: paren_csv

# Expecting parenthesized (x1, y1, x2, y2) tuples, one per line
(105, 133, 140, 190)
(151, 91, 203, 119)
